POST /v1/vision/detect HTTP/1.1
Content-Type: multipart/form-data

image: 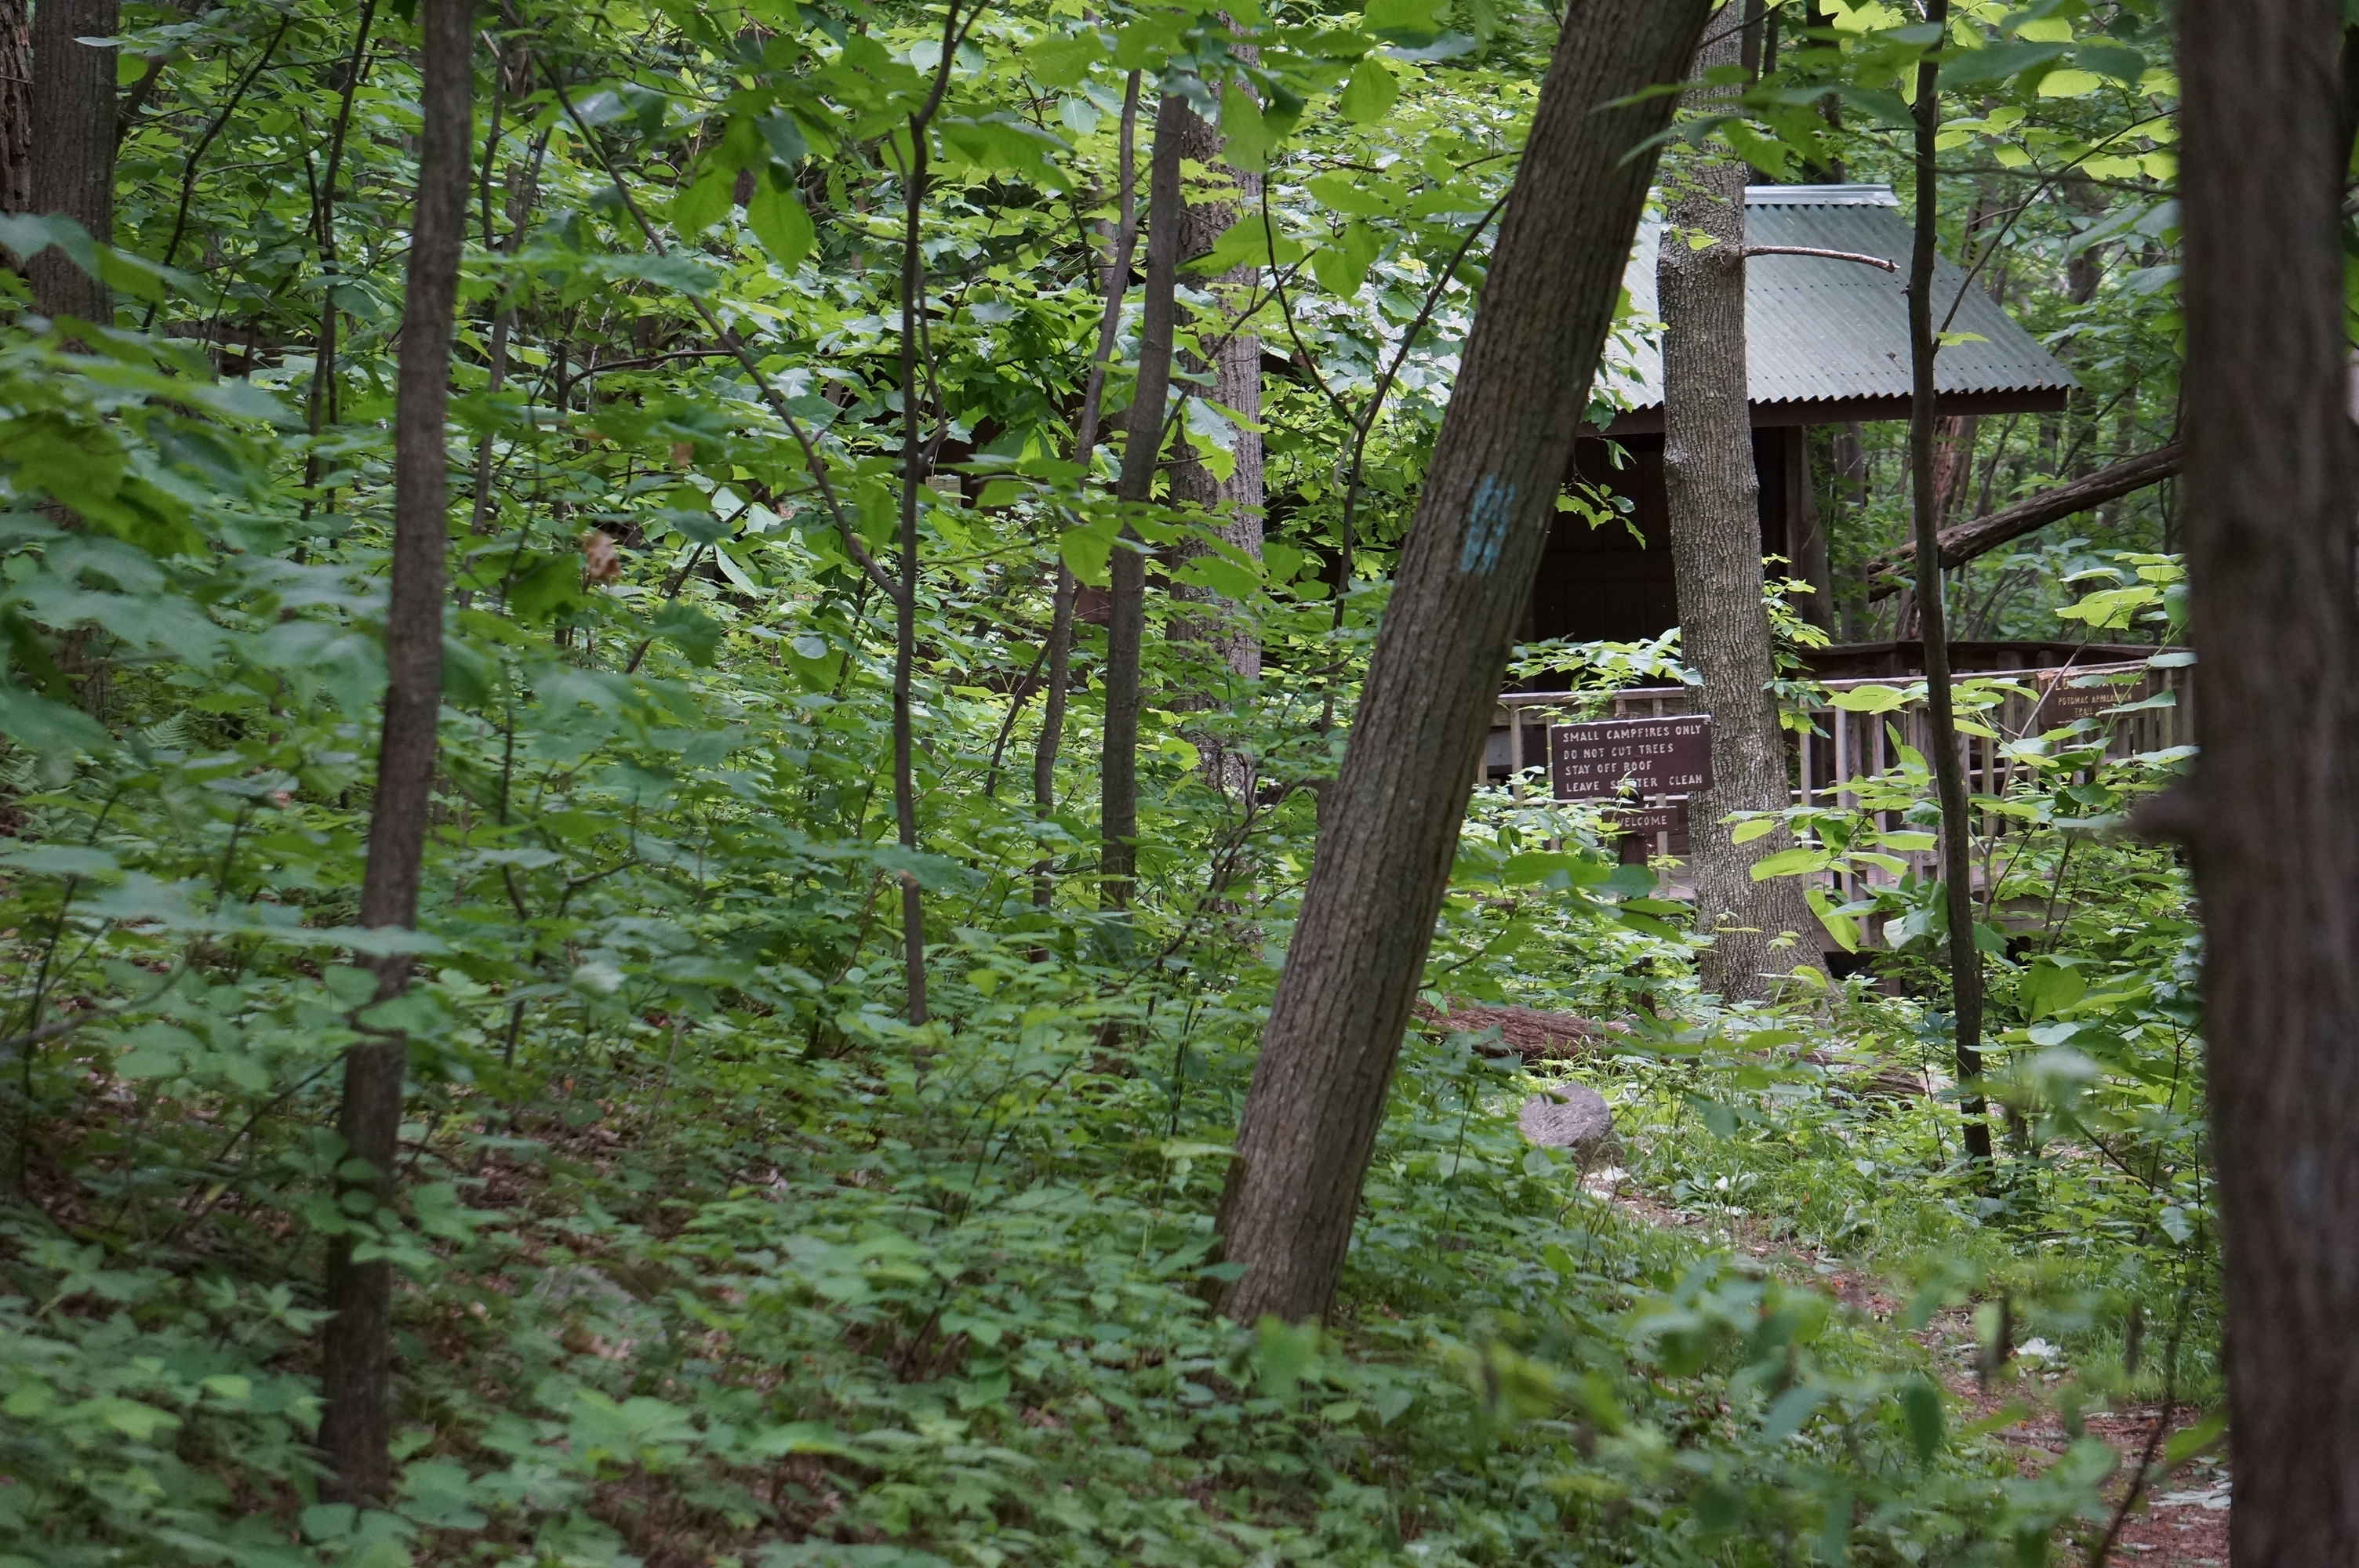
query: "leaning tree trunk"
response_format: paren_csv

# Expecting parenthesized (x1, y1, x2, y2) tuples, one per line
(1209, 0, 1710, 1327)
(1100, 89, 1186, 907)
(27, 0, 114, 324)
(1658, 26, 1821, 1001)
(318, 0, 469, 1506)
(2175, 0, 2359, 1554)
(1903, 2, 1993, 1163)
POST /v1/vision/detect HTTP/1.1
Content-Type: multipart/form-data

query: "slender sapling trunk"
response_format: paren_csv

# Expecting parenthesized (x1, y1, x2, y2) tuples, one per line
(1036, 71, 1142, 906)
(319, 0, 470, 1504)
(1100, 89, 1187, 907)
(1903, 1, 1993, 1163)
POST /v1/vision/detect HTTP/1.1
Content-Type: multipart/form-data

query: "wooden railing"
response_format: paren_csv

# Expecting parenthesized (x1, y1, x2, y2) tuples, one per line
(1485, 655, 2193, 879)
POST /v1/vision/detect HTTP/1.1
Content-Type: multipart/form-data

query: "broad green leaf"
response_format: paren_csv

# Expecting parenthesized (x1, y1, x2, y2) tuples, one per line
(1221, 85, 1276, 170)
(1027, 32, 1103, 89)
(1363, 0, 1444, 37)
(747, 181, 816, 270)
(670, 164, 735, 239)
(2037, 68, 2105, 98)
(1337, 58, 1398, 125)
(1899, 1376, 1944, 1461)
(1827, 684, 1908, 713)
(1749, 847, 1830, 880)
(2019, 958, 2087, 1022)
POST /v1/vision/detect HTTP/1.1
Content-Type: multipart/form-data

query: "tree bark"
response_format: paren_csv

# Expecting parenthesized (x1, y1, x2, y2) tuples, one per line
(318, 0, 469, 1506)
(1209, 0, 1710, 1327)
(1790, 430, 1836, 633)
(892, 60, 939, 1025)
(2175, 0, 2359, 1554)
(1167, 74, 1265, 691)
(1100, 89, 1186, 906)
(1035, 73, 1141, 910)
(1864, 440, 2184, 596)
(1658, 27, 1822, 1000)
(0, 0, 31, 215)
(27, 0, 115, 325)
(1903, 1, 1993, 1164)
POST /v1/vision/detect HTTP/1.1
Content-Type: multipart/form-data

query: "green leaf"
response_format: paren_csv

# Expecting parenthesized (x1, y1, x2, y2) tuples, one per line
(1337, 58, 1399, 124)
(755, 109, 808, 165)
(747, 181, 816, 270)
(745, 1421, 859, 1458)
(1899, 1376, 1943, 1461)
(1827, 684, 1909, 713)
(1028, 31, 1103, 89)
(1363, 0, 1444, 37)
(1749, 846, 1830, 880)
(1058, 521, 1117, 585)
(1175, 553, 1260, 600)
(2019, 958, 2086, 1022)
(1937, 40, 2065, 89)
(670, 164, 734, 240)
(0, 844, 121, 879)
(1158, 1139, 1234, 1161)
(937, 114, 1065, 177)
(2037, 67, 2106, 98)
(114, 1047, 185, 1080)
(0, 684, 112, 758)
(1220, 85, 1277, 171)
(1252, 1316, 1321, 1399)
(1304, 172, 1395, 218)
(1761, 1382, 1823, 1443)
(441, 632, 496, 706)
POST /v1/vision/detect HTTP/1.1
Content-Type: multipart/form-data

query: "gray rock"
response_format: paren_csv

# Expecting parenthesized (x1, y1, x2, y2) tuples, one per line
(1518, 1083, 1617, 1161)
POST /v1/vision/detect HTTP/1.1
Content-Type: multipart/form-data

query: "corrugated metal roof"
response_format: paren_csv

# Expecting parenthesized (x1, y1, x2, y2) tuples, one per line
(1599, 183, 2077, 416)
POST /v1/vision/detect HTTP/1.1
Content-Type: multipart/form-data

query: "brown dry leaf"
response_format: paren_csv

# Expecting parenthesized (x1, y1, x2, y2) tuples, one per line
(580, 529, 622, 586)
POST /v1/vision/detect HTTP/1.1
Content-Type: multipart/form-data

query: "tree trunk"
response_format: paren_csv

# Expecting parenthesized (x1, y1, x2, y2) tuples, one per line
(1167, 74, 1265, 696)
(1903, 2, 1993, 1164)
(0, 0, 31, 215)
(1209, 0, 1710, 1327)
(318, 0, 469, 1505)
(1658, 27, 1821, 1000)
(1035, 72, 1140, 911)
(1100, 89, 1186, 906)
(27, 0, 114, 324)
(2175, 0, 2359, 1553)
(892, 79, 935, 1024)
(1863, 440, 2185, 595)
(1790, 430, 1836, 633)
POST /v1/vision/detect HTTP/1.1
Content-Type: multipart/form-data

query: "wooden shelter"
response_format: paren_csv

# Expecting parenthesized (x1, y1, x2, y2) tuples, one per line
(1522, 184, 2078, 648)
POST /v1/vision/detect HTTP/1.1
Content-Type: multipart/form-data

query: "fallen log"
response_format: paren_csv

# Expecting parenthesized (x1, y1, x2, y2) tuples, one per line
(1863, 440, 2184, 598)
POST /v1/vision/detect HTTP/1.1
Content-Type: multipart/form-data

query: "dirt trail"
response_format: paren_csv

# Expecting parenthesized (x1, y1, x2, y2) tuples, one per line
(1589, 1171, 2227, 1564)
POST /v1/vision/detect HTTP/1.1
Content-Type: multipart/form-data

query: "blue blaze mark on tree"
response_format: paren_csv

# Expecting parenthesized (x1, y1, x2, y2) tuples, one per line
(1458, 474, 1517, 575)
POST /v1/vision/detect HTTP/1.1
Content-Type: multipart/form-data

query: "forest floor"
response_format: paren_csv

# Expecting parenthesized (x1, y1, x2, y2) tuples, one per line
(1589, 1167, 2229, 1565)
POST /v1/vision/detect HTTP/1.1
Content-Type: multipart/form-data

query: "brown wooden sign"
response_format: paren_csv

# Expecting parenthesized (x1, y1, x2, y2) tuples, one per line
(1550, 715, 1713, 800)
(1603, 802, 1688, 836)
(2030, 673, 2143, 729)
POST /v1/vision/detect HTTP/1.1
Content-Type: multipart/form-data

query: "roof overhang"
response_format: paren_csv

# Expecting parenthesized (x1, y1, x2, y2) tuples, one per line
(1594, 183, 2078, 430)
(1597, 386, 2072, 437)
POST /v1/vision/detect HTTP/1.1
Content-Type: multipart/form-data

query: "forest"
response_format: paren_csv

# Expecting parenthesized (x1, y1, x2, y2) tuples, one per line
(0, 0, 2348, 1563)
